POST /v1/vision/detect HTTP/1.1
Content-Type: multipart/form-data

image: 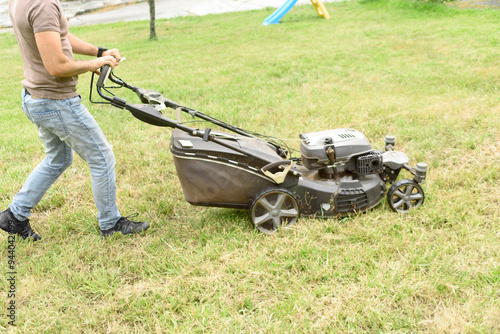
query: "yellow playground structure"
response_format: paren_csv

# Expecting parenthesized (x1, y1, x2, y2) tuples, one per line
(311, 0, 330, 19)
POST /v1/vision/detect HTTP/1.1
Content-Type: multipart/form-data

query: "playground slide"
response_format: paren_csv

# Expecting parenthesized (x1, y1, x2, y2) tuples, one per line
(311, 0, 330, 19)
(263, 0, 299, 26)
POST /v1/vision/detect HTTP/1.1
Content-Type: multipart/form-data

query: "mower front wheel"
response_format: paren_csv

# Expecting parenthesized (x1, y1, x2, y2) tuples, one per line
(250, 188, 300, 234)
(387, 179, 425, 213)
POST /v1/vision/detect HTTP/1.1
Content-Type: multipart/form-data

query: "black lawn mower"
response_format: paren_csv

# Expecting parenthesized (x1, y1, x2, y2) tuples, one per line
(90, 65, 427, 234)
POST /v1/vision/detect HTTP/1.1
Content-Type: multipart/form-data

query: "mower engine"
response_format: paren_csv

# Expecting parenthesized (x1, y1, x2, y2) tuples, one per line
(300, 129, 384, 179)
(295, 128, 427, 216)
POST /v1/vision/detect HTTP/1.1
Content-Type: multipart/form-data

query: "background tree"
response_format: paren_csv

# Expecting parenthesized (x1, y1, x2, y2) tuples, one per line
(148, 0, 156, 40)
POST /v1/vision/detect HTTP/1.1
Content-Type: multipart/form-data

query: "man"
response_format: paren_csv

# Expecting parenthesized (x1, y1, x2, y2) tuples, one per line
(0, 0, 149, 240)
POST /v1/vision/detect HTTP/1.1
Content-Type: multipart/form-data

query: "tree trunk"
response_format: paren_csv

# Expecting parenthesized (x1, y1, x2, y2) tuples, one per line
(148, 0, 156, 40)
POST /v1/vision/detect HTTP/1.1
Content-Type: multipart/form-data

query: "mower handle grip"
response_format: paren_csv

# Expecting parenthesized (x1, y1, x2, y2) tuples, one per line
(97, 65, 112, 88)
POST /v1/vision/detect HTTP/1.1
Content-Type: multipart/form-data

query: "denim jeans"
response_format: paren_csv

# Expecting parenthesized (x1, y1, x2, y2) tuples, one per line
(8, 89, 120, 230)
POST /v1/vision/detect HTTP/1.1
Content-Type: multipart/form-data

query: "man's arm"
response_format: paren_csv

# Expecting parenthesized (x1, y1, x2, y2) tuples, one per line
(35, 31, 118, 77)
(67, 33, 121, 61)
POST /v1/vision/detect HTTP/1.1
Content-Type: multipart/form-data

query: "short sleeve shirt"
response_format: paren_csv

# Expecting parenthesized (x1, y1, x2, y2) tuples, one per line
(9, 0, 78, 99)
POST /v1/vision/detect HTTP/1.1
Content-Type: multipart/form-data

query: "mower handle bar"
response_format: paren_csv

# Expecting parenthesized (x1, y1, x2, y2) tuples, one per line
(94, 65, 290, 172)
(96, 65, 258, 138)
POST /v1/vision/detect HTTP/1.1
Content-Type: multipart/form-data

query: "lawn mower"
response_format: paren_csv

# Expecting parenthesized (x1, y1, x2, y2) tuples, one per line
(90, 65, 427, 234)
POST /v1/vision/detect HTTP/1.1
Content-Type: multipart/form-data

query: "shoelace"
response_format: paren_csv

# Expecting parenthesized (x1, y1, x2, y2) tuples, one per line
(116, 214, 141, 232)
(18, 220, 34, 236)
(122, 213, 139, 220)
(13, 219, 39, 239)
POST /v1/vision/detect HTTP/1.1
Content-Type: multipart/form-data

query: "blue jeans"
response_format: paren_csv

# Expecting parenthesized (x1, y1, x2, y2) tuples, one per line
(8, 90, 120, 230)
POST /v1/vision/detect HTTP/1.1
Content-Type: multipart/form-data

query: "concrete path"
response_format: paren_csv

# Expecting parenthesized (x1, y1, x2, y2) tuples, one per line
(448, 0, 500, 8)
(68, 0, 337, 26)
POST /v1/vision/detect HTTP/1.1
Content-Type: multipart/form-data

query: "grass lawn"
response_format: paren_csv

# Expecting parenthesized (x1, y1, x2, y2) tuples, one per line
(0, 0, 498, 332)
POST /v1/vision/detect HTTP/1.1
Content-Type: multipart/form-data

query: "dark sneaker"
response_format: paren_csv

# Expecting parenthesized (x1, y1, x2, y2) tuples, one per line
(100, 216, 149, 236)
(0, 209, 41, 241)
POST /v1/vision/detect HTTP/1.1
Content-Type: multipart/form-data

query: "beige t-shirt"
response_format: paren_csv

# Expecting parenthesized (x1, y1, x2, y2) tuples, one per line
(9, 0, 78, 99)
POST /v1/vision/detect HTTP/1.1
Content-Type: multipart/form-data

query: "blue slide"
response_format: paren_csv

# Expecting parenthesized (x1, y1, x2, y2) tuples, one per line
(263, 0, 299, 26)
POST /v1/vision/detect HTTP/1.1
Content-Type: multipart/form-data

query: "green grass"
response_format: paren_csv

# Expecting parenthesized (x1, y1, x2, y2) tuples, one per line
(0, 0, 499, 332)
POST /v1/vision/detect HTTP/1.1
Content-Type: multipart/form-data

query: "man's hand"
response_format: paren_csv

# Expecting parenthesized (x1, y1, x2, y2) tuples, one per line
(91, 55, 119, 75)
(102, 49, 122, 63)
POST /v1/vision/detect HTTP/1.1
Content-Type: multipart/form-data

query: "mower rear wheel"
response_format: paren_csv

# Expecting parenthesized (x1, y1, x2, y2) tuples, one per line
(250, 188, 300, 234)
(387, 179, 425, 213)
